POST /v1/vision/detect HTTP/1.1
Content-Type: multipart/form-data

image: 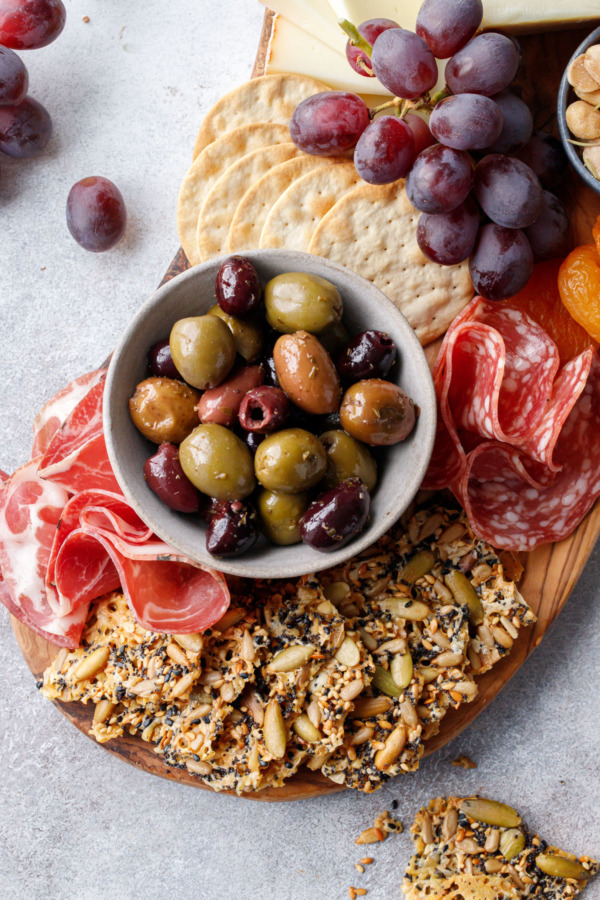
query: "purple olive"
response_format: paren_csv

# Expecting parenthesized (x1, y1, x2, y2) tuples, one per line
(215, 256, 263, 316)
(299, 477, 370, 552)
(143, 443, 200, 513)
(263, 355, 280, 387)
(206, 500, 259, 557)
(337, 330, 397, 383)
(148, 338, 180, 379)
(238, 386, 290, 433)
(240, 430, 265, 455)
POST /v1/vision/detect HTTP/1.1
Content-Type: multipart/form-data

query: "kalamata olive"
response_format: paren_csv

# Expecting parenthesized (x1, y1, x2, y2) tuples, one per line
(208, 304, 264, 363)
(263, 355, 279, 387)
(143, 443, 200, 513)
(337, 330, 397, 382)
(264, 272, 343, 334)
(299, 477, 370, 552)
(179, 424, 256, 501)
(340, 379, 417, 446)
(258, 489, 309, 545)
(197, 365, 264, 427)
(320, 430, 377, 491)
(318, 319, 350, 357)
(321, 410, 342, 431)
(240, 430, 265, 455)
(147, 338, 179, 379)
(254, 428, 327, 493)
(129, 378, 200, 444)
(206, 500, 259, 558)
(274, 331, 341, 415)
(238, 386, 290, 433)
(170, 315, 235, 389)
(215, 256, 263, 316)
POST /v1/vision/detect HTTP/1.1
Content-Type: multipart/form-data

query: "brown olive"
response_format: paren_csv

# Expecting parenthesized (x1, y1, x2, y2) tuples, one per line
(254, 428, 327, 493)
(320, 430, 377, 491)
(273, 331, 341, 415)
(208, 304, 264, 363)
(339, 379, 417, 446)
(170, 315, 235, 389)
(179, 424, 256, 501)
(129, 377, 200, 444)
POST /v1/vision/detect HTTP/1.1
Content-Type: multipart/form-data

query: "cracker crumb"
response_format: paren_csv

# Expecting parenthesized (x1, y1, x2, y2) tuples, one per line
(375, 809, 404, 834)
(355, 863, 364, 874)
(451, 754, 477, 769)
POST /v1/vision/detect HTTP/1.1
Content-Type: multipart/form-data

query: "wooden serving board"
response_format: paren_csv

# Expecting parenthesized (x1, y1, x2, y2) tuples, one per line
(11, 14, 600, 802)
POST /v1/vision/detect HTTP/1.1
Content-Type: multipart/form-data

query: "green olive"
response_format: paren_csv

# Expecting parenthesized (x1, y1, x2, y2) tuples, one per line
(258, 490, 309, 545)
(318, 319, 350, 357)
(254, 428, 327, 493)
(319, 430, 377, 491)
(129, 377, 200, 444)
(208, 304, 264, 363)
(170, 315, 235, 390)
(179, 424, 255, 501)
(264, 272, 343, 334)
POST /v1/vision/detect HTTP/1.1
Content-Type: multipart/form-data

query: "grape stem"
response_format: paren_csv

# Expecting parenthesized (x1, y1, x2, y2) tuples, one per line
(338, 18, 372, 57)
(429, 86, 451, 107)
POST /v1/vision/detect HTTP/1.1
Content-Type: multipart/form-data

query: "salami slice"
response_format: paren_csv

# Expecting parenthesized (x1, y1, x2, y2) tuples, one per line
(31, 368, 106, 459)
(38, 379, 120, 494)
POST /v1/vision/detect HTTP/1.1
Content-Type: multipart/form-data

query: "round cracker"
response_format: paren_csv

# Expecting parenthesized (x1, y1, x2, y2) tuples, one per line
(259, 162, 361, 253)
(177, 123, 290, 265)
(193, 74, 331, 158)
(195, 143, 303, 262)
(308, 181, 474, 345)
(227, 155, 338, 253)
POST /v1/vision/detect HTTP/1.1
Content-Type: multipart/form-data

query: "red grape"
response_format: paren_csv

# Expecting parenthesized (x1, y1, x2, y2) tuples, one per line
(0, 46, 28, 106)
(371, 29, 438, 100)
(469, 224, 533, 301)
(406, 143, 472, 213)
(354, 115, 415, 184)
(473, 155, 542, 229)
(487, 91, 533, 154)
(346, 18, 398, 77)
(524, 190, 569, 263)
(446, 33, 520, 96)
(289, 91, 369, 156)
(66, 177, 127, 252)
(0, 0, 66, 50)
(515, 130, 568, 189)
(429, 94, 503, 150)
(417, 197, 480, 265)
(0, 95, 51, 157)
(416, 0, 483, 59)
(405, 112, 435, 155)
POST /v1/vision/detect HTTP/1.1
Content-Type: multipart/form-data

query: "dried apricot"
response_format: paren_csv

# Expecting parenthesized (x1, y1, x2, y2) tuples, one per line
(509, 259, 597, 362)
(593, 215, 600, 255)
(558, 244, 600, 343)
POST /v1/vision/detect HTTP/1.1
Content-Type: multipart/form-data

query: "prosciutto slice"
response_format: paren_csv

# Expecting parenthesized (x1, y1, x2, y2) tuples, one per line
(31, 367, 106, 459)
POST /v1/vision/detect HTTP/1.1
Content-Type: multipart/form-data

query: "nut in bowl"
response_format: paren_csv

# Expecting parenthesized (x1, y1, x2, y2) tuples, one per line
(558, 24, 600, 195)
(104, 250, 436, 578)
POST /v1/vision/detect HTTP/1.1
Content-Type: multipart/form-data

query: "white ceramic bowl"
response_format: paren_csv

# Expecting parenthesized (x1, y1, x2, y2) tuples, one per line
(104, 250, 436, 578)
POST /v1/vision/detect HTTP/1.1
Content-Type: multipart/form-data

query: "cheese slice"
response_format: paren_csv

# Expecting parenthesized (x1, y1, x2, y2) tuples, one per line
(328, 0, 600, 33)
(259, 0, 345, 53)
(266, 15, 446, 97)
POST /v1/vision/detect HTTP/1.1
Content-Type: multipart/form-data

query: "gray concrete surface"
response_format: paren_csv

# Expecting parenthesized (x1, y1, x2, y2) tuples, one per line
(1, 2, 599, 898)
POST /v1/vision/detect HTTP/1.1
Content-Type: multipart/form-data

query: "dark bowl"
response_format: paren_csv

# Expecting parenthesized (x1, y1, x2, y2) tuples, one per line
(557, 25, 600, 197)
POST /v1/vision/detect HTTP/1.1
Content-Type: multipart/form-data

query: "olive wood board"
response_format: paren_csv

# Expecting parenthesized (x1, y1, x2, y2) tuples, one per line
(10, 14, 600, 802)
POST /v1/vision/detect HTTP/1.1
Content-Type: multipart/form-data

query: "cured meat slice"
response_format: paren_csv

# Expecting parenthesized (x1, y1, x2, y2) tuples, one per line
(0, 458, 88, 647)
(38, 379, 120, 494)
(31, 368, 106, 459)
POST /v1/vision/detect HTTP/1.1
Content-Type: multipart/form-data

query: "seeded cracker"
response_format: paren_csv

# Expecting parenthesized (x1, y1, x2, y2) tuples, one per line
(308, 181, 474, 345)
(192, 73, 331, 158)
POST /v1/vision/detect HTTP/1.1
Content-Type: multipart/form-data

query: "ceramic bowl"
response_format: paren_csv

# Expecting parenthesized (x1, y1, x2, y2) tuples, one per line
(557, 25, 600, 197)
(104, 250, 436, 578)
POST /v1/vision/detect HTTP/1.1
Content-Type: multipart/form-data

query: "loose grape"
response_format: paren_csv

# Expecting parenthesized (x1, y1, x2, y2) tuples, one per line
(416, 0, 483, 59)
(371, 29, 438, 100)
(0, 0, 66, 50)
(346, 18, 398, 77)
(473, 155, 543, 229)
(0, 95, 51, 157)
(66, 176, 127, 252)
(354, 115, 415, 184)
(445, 32, 520, 96)
(515, 130, 568, 189)
(289, 91, 369, 156)
(417, 197, 480, 265)
(469, 224, 534, 301)
(405, 112, 435, 156)
(429, 94, 503, 150)
(406, 143, 472, 213)
(487, 91, 533, 154)
(0, 46, 27, 106)
(524, 191, 569, 263)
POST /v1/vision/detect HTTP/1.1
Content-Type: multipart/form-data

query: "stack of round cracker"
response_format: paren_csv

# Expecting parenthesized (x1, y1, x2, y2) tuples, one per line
(177, 74, 474, 344)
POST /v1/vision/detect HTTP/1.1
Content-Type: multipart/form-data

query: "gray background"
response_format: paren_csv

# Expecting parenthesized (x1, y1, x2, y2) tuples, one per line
(1, 2, 598, 898)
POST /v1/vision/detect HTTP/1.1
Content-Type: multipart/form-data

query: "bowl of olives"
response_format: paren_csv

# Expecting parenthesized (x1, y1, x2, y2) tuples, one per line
(104, 250, 436, 578)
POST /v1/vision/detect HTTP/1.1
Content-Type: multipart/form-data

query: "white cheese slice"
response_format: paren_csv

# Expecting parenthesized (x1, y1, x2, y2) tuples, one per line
(259, 0, 345, 53)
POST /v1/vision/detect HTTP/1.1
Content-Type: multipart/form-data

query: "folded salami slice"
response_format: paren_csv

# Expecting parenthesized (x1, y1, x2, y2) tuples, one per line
(31, 368, 106, 459)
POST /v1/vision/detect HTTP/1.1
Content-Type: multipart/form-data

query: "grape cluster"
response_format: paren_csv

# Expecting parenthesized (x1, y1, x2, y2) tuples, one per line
(289, 0, 569, 301)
